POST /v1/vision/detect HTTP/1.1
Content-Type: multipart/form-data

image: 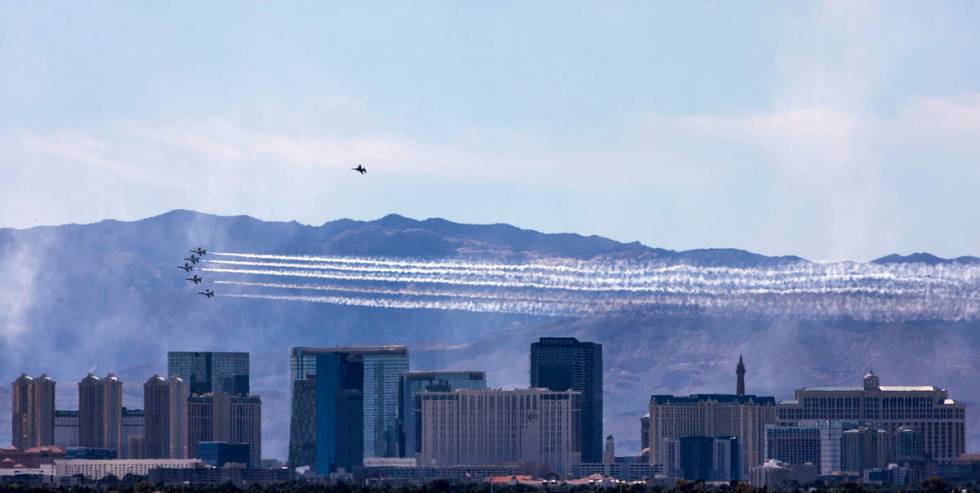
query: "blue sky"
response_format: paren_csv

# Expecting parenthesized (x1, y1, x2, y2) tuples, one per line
(2, 1, 979, 260)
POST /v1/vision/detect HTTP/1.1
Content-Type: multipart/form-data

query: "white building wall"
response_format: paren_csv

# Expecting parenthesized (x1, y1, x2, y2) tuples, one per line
(53, 459, 201, 480)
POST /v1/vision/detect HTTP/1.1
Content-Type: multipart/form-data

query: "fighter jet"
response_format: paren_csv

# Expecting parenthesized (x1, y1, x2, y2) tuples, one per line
(178, 263, 194, 272)
(186, 275, 203, 284)
(198, 289, 215, 299)
(184, 255, 200, 264)
(352, 164, 367, 175)
(191, 248, 207, 256)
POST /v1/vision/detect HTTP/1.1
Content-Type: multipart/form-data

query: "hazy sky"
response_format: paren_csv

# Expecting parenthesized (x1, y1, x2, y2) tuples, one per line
(2, 1, 979, 261)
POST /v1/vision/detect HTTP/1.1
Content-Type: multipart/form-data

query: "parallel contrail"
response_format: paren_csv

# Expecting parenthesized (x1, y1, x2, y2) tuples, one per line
(201, 253, 980, 320)
(212, 251, 980, 281)
(213, 252, 608, 273)
(213, 280, 596, 305)
(201, 265, 980, 295)
(217, 293, 583, 316)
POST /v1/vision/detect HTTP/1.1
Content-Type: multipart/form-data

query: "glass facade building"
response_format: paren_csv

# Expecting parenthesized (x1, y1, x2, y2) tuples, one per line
(66, 447, 117, 460)
(765, 426, 821, 466)
(665, 436, 740, 481)
(288, 346, 408, 475)
(397, 371, 486, 457)
(167, 352, 250, 396)
(198, 441, 251, 467)
(363, 351, 409, 458)
(764, 420, 851, 476)
(121, 408, 144, 459)
(530, 337, 603, 462)
(54, 410, 79, 449)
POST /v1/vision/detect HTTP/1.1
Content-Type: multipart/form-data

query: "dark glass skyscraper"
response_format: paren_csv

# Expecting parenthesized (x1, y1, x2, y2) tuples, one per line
(168, 352, 250, 396)
(288, 346, 408, 474)
(676, 436, 739, 481)
(530, 337, 603, 462)
(199, 441, 251, 467)
(678, 436, 714, 481)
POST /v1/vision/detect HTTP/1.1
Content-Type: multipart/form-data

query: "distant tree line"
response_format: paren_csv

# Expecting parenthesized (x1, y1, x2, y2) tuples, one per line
(0, 477, 972, 493)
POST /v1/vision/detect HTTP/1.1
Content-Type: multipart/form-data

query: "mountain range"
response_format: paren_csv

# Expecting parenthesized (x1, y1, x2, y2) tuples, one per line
(1, 210, 978, 459)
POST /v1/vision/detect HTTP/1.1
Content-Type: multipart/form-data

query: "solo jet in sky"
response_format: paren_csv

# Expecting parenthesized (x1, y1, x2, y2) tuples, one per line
(191, 247, 207, 256)
(184, 255, 200, 264)
(186, 275, 203, 284)
(352, 164, 367, 175)
(178, 263, 194, 272)
(198, 289, 215, 299)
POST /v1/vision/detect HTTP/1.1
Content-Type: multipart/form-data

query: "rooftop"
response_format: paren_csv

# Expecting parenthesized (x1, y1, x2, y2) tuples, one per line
(402, 370, 486, 379)
(420, 387, 581, 397)
(650, 393, 777, 406)
(292, 346, 408, 355)
(800, 385, 940, 392)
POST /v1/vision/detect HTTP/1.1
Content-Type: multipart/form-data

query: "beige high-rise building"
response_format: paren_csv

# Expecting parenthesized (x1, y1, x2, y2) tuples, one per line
(187, 392, 261, 467)
(648, 393, 777, 479)
(78, 374, 105, 448)
(647, 357, 776, 480)
(144, 375, 187, 459)
(11, 374, 56, 449)
(103, 374, 124, 454)
(168, 377, 189, 459)
(187, 394, 218, 461)
(144, 375, 168, 458)
(78, 373, 123, 452)
(230, 395, 262, 468)
(143, 375, 190, 459)
(417, 388, 582, 474)
(777, 371, 966, 463)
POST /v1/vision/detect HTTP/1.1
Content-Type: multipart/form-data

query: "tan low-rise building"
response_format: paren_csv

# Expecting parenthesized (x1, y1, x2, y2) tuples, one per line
(417, 388, 581, 474)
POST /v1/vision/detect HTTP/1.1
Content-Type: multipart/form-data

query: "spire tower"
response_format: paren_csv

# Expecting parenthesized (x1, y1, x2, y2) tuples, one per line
(736, 354, 746, 396)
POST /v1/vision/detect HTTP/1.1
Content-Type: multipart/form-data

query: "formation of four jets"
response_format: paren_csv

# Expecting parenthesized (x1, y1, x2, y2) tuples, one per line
(179, 165, 366, 300)
(178, 247, 213, 298)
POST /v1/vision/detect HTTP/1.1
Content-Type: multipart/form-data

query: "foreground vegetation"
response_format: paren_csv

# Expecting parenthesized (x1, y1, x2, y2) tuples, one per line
(0, 478, 977, 493)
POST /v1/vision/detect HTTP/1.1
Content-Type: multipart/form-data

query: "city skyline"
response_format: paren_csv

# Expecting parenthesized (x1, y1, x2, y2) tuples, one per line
(6, 339, 977, 486)
(8, 347, 970, 462)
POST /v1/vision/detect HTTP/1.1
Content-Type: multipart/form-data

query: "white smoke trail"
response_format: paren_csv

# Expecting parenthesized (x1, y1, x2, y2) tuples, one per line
(216, 293, 582, 316)
(201, 264, 980, 296)
(213, 251, 611, 274)
(213, 280, 596, 305)
(203, 252, 980, 320)
(212, 252, 980, 282)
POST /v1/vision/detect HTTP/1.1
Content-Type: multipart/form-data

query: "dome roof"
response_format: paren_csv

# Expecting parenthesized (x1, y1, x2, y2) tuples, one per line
(80, 373, 101, 383)
(146, 374, 167, 384)
(863, 370, 881, 390)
